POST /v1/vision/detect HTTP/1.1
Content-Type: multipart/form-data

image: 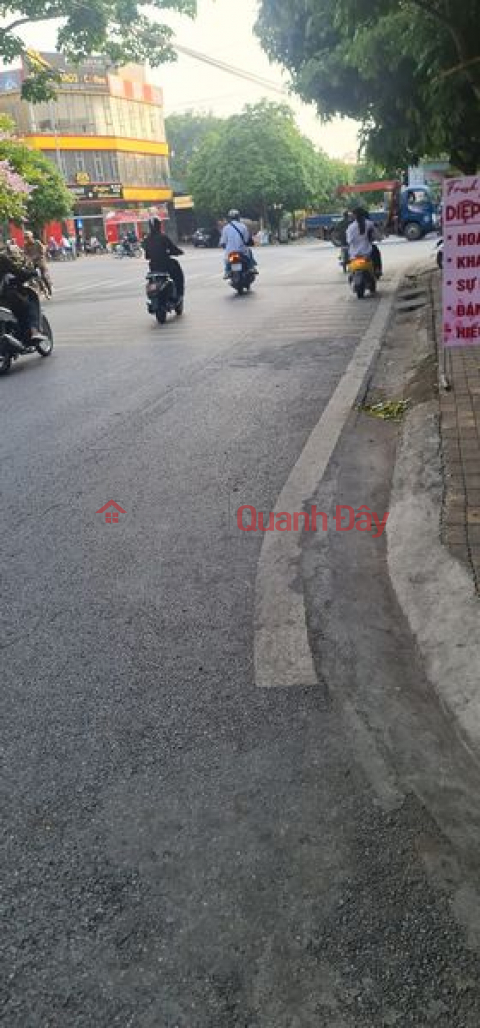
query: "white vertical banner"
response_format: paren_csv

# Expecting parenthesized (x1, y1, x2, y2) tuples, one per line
(443, 175, 480, 348)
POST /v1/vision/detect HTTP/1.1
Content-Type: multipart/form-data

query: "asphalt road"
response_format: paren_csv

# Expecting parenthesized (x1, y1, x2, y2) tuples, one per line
(3, 238, 480, 1027)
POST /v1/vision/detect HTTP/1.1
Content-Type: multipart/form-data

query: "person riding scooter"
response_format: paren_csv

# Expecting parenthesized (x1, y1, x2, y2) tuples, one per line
(0, 243, 47, 353)
(24, 230, 52, 297)
(336, 209, 354, 270)
(143, 218, 185, 302)
(346, 207, 382, 277)
(220, 210, 257, 278)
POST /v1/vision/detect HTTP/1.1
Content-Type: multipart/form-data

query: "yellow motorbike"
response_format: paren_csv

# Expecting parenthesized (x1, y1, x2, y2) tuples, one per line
(348, 255, 377, 299)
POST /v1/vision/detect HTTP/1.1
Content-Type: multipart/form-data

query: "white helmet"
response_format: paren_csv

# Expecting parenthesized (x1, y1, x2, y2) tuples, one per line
(228, 209, 240, 220)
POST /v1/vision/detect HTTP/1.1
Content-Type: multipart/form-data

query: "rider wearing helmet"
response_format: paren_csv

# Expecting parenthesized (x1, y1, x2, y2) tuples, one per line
(143, 217, 185, 301)
(220, 210, 257, 277)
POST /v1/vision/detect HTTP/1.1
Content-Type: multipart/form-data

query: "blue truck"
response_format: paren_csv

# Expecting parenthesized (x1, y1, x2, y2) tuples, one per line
(307, 180, 437, 242)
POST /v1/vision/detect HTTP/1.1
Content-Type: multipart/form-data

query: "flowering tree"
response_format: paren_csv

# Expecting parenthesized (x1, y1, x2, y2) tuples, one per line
(0, 157, 32, 222)
(0, 114, 71, 231)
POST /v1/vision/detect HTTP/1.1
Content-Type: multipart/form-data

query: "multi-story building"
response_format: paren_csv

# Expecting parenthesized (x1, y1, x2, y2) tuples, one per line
(0, 52, 173, 243)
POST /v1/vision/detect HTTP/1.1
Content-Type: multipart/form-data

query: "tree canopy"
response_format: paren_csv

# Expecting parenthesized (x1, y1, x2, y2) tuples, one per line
(165, 112, 224, 191)
(0, 0, 196, 100)
(187, 100, 348, 224)
(255, 0, 480, 174)
(0, 116, 72, 229)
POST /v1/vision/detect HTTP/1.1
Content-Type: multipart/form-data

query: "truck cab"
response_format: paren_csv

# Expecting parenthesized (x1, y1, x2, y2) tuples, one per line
(398, 185, 436, 240)
(337, 179, 437, 241)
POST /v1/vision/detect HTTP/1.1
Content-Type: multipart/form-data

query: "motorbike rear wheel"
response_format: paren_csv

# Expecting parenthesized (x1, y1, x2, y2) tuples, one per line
(354, 272, 366, 299)
(156, 309, 167, 324)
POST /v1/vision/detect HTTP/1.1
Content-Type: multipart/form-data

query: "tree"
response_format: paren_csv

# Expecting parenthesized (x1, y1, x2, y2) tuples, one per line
(165, 112, 224, 191)
(0, 158, 32, 222)
(187, 100, 337, 225)
(0, 117, 72, 230)
(0, 0, 196, 101)
(255, 0, 480, 174)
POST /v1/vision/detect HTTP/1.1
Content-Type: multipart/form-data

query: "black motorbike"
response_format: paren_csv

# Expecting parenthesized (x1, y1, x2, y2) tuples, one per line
(339, 244, 349, 273)
(435, 237, 443, 270)
(226, 250, 256, 295)
(146, 271, 184, 324)
(0, 274, 53, 376)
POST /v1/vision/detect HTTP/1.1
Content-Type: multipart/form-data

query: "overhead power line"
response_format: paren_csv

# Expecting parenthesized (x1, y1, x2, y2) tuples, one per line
(174, 44, 289, 96)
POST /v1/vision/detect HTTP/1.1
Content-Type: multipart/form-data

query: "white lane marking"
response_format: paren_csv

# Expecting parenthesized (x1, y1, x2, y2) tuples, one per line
(254, 276, 401, 687)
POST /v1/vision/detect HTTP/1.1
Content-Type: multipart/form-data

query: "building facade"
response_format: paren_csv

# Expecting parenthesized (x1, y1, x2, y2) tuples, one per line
(0, 52, 173, 243)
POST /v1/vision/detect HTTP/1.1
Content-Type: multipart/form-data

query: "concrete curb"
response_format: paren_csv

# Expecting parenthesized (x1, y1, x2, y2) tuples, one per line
(254, 272, 402, 688)
(387, 399, 480, 758)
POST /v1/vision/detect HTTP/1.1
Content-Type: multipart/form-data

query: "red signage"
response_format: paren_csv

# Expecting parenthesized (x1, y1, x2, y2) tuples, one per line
(104, 206, 168, 226)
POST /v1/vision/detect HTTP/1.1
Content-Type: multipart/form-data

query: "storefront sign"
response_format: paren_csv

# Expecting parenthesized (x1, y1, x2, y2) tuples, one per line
(443, 175, 480, 347)
(69, 182, 123, 200)
(22, 52, 108, 90)
(104, 206, 168, 225)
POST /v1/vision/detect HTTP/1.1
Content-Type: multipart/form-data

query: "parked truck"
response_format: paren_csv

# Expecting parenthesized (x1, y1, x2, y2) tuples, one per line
(306, 179, 438, 242)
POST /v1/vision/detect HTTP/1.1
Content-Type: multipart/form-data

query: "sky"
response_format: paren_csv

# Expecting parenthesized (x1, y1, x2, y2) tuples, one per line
(157, 0, 360, 160)
(5, 0, 360, 160)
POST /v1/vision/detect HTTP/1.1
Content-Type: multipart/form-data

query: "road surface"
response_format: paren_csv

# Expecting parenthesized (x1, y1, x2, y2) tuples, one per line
(3, 239, 480, 1027)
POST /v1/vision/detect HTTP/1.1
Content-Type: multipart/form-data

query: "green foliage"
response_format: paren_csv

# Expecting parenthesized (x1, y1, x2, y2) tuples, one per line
(165, 112, 224, 190)
(187, 100, 346, 223)
(0, 133, 72, 230)
(255, 0, 480, 174)
(0, 0, 196, 100)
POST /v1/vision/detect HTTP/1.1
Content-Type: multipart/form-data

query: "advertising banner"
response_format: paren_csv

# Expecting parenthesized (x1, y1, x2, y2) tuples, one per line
(104, 206, 168, 225)
(22, 51, 108, 90)
(443, 175, 480, 347)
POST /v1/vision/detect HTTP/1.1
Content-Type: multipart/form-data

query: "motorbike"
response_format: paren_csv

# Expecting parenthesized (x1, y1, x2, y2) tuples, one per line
(339, 244, 349, 273)
(146, 270, 184, 324)
(226, 251, 256, 295)
(114, 242, 142, 258)
(348, 255, 378, 299)
(435, 237, 443, 270)
(0, 274, 53, 376)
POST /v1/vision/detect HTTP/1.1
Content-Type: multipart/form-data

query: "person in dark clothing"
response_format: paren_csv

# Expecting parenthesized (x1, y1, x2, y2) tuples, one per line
(337, 209, 354, 246)
(0, 244, 46, 351)
(143, 218, 185, 300)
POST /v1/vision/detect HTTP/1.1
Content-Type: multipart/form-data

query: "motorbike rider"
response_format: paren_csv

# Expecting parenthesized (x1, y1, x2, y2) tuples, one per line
(24, 230, 52, 297)
(220, 210, 257, 277)
(337, 209, 354, 245)
(143, 217, 185, 301)
(120, 232, 132, 256)
(0, 242, 48, 353)
(346, 207, 383, 277)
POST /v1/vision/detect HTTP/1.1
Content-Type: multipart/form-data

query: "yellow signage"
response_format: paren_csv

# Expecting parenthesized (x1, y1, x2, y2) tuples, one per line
(174, 195, 194, 211)
(25, 49, 53, 72)
(24, 135, 169, 157)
